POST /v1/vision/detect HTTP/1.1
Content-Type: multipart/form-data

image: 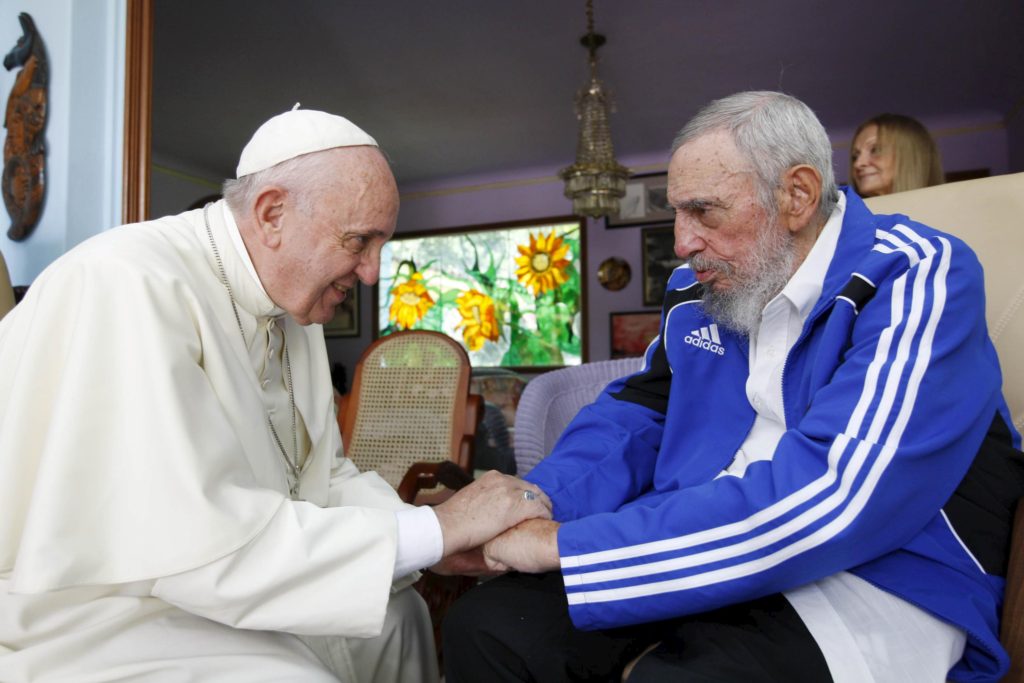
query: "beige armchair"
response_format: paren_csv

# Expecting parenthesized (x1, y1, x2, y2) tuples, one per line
(864, 173, 1024, 433)
(514, 357, 643, 476)
(865, 173, 1024, 683)
(0, 250, 15, 320)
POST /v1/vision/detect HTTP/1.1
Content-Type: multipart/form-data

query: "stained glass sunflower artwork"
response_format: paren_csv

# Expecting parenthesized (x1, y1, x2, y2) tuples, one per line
(515, 230, 571, 297)
(389, 272, 435, 329)
(453, 289, 500, 351)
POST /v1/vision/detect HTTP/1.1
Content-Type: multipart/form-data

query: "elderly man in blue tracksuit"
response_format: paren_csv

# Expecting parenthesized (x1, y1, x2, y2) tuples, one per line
(444, 91, 1024, 683)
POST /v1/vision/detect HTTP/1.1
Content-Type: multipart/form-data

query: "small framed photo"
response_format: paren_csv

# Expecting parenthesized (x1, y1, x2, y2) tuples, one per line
(641, 224, 684, 306)
(605, 172, 674, 228)
(324, 286, 360, 338)
(610, 311, 661, 359)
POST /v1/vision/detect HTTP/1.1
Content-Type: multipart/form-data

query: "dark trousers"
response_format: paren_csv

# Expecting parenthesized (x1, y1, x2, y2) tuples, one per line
(443, 571, 833, 683)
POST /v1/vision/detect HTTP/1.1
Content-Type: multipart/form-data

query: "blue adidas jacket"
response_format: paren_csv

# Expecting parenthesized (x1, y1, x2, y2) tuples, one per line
(525, 188, 1024, 682)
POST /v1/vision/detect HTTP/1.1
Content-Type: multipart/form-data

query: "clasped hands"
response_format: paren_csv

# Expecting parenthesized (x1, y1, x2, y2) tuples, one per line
(431, 470, 560, 576)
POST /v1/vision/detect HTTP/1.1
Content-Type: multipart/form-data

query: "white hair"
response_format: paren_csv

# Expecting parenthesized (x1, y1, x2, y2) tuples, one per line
(222, 150, 338, 216)
(671, 91, 838, 222)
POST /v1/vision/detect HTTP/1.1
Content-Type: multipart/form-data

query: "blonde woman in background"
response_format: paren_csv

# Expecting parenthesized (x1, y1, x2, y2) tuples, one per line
(850, 113, 944, 196)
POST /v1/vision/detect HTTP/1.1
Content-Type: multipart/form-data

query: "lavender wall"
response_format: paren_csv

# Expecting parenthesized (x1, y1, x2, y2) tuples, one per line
(400, 156, 672, 364)
(150, 155, 224, 218)
(325, 115, 1012, 377)
(325, 153, 672, 376)
(831, 115, 1010, 183)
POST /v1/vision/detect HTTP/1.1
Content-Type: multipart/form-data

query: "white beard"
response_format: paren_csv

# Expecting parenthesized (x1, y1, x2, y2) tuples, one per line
(690, 220, 796, 335)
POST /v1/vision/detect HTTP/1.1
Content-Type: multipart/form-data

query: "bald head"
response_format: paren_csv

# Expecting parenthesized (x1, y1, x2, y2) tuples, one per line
(309, 145, 399, 221)
(224, 145, 396, 219)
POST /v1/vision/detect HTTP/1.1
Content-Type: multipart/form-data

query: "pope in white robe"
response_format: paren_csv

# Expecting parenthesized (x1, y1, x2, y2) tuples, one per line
(0, 110, 551, 682)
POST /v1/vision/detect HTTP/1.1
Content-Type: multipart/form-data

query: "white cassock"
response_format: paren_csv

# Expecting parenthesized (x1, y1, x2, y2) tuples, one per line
(0, 201, 437, 682)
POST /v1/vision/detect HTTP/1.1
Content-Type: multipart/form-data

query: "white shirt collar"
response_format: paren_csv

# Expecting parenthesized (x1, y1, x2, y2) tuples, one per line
(221, 201, 276, 305)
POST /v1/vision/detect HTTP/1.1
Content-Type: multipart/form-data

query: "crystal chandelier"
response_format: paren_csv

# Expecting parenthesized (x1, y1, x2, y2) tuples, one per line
(559, 0, 630, 218)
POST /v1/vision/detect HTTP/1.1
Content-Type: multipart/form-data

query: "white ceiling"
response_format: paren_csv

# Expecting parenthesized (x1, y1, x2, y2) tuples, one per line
(151, 0, 1024, 189)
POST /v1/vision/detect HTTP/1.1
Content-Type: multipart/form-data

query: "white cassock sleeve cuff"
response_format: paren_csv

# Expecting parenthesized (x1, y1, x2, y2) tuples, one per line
(393, 505, 444, 579)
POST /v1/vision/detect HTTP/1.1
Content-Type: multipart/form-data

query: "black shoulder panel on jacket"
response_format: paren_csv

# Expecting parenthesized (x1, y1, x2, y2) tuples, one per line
(663, 280, 704, 308)
(609, 282, 704, 415)
(611, 341, 672, 415)
(836, 273, 877, 313)
(943, 412, 1024, 576)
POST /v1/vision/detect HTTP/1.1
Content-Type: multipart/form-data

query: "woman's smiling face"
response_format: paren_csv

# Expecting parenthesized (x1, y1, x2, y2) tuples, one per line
(851, 124, 895, 197)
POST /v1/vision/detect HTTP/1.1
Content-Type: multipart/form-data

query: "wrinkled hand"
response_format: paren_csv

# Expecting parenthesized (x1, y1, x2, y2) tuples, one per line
(483, 518, 561, 574)
(433, 470, 552, 556)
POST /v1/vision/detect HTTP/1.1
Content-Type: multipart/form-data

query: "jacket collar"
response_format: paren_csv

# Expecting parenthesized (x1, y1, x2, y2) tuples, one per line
(811, 187, 879, 319)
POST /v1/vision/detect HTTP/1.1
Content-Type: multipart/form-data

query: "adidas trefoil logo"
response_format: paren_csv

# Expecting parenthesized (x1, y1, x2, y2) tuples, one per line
(685, 324, 725, 356)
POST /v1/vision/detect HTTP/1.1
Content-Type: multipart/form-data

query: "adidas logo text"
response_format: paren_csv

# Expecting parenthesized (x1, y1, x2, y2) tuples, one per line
(685, 324, 725, 356)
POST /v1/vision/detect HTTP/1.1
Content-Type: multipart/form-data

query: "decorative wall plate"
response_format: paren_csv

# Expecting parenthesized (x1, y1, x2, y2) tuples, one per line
(597, 257, 631, 291)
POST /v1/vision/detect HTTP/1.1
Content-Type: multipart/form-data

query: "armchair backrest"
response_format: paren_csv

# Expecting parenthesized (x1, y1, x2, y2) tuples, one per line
(513, 357, 644, 476)
(0, 250, 14, 321)
(340, 330, 475, 489)
(866, 174, 1024, 682)
(864, 172, 1024, 432)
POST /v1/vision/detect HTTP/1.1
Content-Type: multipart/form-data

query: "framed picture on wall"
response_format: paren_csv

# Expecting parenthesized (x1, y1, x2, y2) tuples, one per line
(605, 172, 674, 228)
(374, 215, 587, 370)
(323, 286, 360, 338)
(641, 224, 684, 306)
(610, 311, 661, 359)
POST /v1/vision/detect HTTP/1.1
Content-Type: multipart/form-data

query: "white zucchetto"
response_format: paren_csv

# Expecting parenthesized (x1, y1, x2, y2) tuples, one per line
(236, 107, 378, 178)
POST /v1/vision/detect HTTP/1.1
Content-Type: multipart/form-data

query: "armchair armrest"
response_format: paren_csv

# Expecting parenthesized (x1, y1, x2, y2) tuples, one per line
(396, 460, 476, 504)
(1000, 499, 1024, 682)
(457, 393, 483, 473)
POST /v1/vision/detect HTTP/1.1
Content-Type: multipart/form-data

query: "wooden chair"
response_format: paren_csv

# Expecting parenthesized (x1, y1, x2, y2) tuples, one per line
(338, 329, 481, 503)
(335, 329, 481, 672)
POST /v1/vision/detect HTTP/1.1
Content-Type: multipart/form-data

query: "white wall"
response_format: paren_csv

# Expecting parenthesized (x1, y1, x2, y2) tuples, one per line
(0, 0, 125, 286)
(66, 0, 126, 250)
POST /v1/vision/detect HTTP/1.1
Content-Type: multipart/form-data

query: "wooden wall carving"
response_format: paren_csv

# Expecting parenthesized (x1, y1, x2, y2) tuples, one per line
(2, 12, 48, 241)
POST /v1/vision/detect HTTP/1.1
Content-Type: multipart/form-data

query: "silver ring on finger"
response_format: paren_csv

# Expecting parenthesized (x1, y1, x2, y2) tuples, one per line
(522, 489, 537, 501)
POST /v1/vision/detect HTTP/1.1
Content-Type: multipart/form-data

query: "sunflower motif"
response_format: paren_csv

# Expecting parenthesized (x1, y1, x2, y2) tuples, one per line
(389, 272, 435, 329)
(453, 289, 500, 351)
(515, 230, 571, 297)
